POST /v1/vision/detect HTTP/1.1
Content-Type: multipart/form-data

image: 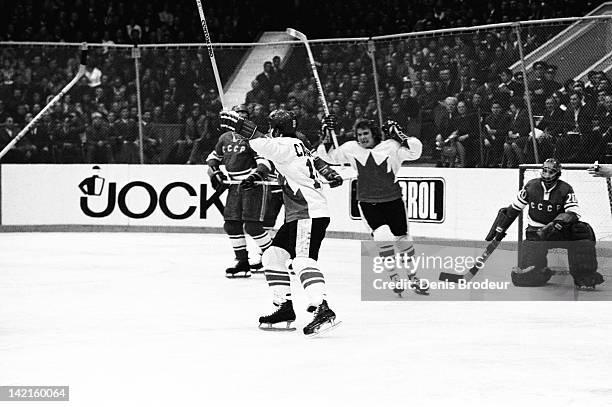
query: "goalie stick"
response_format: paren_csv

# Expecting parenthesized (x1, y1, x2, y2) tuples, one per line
(286, 28, 339, 149)
(0, 43, 88, 161)
(438, 234, 505, 283)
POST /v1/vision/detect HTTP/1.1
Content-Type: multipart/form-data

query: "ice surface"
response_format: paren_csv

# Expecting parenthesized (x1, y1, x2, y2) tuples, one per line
(1, 233, 611, 406)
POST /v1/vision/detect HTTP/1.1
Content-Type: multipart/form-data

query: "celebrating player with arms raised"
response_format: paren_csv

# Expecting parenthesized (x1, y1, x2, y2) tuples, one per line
(316, 116, 426, 295)
(219, 108, 343, 336)
(487, 158, 604, 290)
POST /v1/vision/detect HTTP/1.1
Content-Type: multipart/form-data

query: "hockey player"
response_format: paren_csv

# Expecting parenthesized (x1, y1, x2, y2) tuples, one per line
(588, 162, 612, 178)
(317, 116, 427, 296)
(206, 105, 273, 278)
(219, 109, 343, 336)
(486, 158, 604, 290)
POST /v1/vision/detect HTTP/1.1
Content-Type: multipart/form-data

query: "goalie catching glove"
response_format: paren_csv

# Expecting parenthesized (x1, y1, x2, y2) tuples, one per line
(313, 156, 343, 188)
(220, 111, 260, 139)
(537, 212, 579, 240)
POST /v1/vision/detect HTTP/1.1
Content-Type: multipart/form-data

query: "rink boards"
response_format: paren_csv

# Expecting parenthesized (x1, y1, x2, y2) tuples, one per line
(0, 163, 592, 241)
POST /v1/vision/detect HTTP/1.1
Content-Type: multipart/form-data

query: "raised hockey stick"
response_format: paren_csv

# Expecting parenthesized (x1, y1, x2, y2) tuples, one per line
(195, 0, 226, 109)
(438, 235, 504, 283)
(286, 28, 339, 149)
(0, 43, 88, 161)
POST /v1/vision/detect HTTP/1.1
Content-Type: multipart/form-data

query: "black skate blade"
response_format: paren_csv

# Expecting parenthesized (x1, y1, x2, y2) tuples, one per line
(304, 320, 342, 338)
(225, 271, 252, 279)
(575, 285, 597, 292)
(258, 322, 296, 332)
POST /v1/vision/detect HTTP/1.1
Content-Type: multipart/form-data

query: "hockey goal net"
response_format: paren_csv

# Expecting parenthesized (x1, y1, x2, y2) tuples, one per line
(518, 164, 612, 272)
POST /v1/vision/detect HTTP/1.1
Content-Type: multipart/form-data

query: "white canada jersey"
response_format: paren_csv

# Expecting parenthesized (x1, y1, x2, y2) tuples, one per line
(250, 136, 329, 222)
(317, 138, 422, 203)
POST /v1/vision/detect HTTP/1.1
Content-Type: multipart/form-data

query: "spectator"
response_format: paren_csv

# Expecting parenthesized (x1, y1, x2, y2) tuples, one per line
(85, 112, 114, 163)
(502, 97, 530, 168)
(484, 101, 511, 167)
(113, 107, 138, 163)
(454, 101, 480, 167)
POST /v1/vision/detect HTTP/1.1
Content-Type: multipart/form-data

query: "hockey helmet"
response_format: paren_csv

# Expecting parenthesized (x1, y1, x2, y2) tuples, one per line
(231, 104, 249, 118)
(269, 109, 297, 137)
(541, 158, 561, 188)
(353, 118, 381, 148)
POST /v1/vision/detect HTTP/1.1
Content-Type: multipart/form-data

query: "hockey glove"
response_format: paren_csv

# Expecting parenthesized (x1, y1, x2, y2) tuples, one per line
(209, 168, 227, 190)
(240, 172, 265, 190)
(383, 120, 410, 146)
(220, 111, 259, 139)
(313, 156, 343, 188)
(320, 114, 337, 149)
(537, 211, 579, 240)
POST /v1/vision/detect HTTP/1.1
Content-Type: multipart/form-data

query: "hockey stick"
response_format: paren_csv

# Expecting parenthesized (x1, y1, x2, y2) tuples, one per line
(0, 43, 88, 161)
(223, 177, 350, 186)
(438, 236, 504, 283)
(286, 28, 339, 149)
(195, 0, 226, 109)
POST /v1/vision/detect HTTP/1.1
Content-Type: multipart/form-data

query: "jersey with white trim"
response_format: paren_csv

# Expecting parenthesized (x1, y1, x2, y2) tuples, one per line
(510, 179, 580, 226)
(207, 131, 269, 180)
(249, 136, 329, 222)
(317, 138, 422, 203)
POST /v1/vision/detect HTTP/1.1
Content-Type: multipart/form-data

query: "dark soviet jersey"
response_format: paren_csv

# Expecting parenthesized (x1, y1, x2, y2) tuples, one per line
(511, 178, 580, 226)
(206, 131, 269, 180)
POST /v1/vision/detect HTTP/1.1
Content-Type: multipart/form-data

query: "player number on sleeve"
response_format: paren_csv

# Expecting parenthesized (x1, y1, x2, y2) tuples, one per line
(305, 159, 321, 189)
(567, 193, 577, 204)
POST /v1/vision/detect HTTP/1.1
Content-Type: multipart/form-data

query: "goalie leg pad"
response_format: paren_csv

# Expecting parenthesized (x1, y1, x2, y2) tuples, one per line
(567, 222, 599, 280)
(511, 266, 553, 287)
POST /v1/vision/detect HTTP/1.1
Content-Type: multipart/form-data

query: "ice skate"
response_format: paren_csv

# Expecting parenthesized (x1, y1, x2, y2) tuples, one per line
(258, 300, 297, 331)
(303, 300, 341, 337)
(573, 272, 604, 291)
(249, 261, 264, 274)
(388, 272, 405, 297)
(409, 273, 430, 295)
(226, 259, 251, 278)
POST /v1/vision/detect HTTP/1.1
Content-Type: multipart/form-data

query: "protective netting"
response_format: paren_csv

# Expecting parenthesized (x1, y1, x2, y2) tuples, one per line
(1, 16, 612, 165)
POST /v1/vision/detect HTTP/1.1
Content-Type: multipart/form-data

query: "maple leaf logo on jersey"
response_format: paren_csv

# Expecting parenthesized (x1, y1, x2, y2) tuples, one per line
(354, 153, 400, 200)
(355, 153, 395, 184)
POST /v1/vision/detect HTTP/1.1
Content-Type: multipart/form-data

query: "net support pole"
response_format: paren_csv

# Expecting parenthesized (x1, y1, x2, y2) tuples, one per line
(514, 22, 539, 164)
(367, 40, 384, 130)
(132, 45, 145, 164)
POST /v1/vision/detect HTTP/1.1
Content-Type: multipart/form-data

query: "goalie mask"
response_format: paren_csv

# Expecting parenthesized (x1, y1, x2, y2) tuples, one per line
(353, 119, 381, 149)
(541, 158, 561, 188)
(269, 109, 297, 137)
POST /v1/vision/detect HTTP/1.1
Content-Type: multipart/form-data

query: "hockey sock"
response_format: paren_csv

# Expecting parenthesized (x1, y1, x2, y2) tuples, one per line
(262, 246, 293, 305)
(244, 221, 273, 252)
(264, 270, 291, 305)
(379, 243, 401, 282)
(224, 221, 248, 261)
(395, 238, 416, 279)
(294, 257, 326, 307)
